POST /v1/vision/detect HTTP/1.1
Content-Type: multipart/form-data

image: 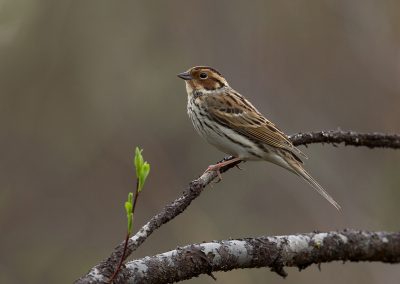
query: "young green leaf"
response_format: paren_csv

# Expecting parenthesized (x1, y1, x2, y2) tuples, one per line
(125, 192, 134, 234)
(127, 212, 133, 234)
(134, 147, 150, 192)
(134, 147, 144, 178)
(125, 201, 132, 215)
(138, 162, 150, 192)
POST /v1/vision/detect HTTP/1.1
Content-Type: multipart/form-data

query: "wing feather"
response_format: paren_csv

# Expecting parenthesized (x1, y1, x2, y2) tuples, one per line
(203, 91, 307, 159)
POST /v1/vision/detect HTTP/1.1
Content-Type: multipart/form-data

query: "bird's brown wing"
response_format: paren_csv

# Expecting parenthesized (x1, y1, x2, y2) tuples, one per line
(203, 91, 307, 159)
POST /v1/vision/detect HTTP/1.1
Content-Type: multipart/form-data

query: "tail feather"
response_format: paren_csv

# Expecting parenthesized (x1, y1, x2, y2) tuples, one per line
(284, 154, 341, 210)
(296, 166, 341, 210)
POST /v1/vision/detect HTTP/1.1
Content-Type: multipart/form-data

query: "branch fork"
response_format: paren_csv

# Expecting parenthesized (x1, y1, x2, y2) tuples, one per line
(76, 130, 400, 283)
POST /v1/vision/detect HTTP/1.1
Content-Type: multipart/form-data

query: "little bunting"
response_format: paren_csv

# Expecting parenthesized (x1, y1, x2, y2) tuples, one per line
(178, 66, 340, 210)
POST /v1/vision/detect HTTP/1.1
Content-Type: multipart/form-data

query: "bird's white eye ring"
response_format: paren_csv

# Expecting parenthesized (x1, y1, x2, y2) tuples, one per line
(199, 72, 208, 79)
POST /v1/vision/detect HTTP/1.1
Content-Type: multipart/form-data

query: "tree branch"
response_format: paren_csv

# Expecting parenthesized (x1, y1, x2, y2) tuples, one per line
(290, 130, 400, 149)
(122, 230, 400, 283)
(75, 130, 400, 283)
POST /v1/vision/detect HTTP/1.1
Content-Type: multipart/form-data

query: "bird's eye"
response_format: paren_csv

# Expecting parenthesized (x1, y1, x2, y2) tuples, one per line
(199, 72, 208, 79)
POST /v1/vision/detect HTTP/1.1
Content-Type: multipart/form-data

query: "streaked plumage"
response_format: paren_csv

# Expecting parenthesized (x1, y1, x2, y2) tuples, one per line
(178, 66, 340, 210)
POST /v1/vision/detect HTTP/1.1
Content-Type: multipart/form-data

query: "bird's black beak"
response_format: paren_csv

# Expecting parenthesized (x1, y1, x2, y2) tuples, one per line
(177, 71, 192, 80)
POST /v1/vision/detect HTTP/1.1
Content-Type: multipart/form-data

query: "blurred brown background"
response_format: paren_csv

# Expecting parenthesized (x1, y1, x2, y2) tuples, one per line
(1, 1, 400, 283)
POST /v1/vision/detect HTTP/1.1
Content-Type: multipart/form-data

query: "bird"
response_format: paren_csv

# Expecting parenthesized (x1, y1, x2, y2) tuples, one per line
(177, 66, 341, 210)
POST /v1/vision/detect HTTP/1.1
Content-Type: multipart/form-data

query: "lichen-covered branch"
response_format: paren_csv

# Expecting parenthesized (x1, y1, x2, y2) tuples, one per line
(121, 230, 400, 284)
(75, 130, 400, 284)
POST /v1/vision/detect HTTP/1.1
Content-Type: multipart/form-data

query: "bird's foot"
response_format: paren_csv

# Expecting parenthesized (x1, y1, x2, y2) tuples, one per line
(205, 164, 224, 182)
(204, 157, 242, 183)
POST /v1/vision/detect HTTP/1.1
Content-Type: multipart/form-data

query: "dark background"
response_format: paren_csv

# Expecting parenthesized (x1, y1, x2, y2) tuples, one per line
(1, 1, 400, 283)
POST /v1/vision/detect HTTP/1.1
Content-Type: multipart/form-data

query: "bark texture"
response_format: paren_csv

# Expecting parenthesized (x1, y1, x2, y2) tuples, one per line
(290, 130, 400, 149)
(121, 230, 400, 284)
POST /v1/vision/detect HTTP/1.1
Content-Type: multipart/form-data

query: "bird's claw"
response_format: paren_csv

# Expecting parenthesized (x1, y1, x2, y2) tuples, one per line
(235, 164, 243, 170)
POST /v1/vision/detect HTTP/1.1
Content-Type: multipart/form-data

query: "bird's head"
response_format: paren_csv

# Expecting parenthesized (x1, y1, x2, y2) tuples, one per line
(177, 66, 229, 94)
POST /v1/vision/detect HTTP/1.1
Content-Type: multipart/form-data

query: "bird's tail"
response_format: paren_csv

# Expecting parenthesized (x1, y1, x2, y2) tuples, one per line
(284, 153, 341, 210)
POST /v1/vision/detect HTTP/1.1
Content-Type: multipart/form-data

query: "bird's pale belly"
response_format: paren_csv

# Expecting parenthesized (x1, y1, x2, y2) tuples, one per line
(199, 120, 266, 160)
(202, 124, 294, 170)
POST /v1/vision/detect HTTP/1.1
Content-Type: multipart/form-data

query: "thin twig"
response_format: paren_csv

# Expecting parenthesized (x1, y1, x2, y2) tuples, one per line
(109, 180, 141, 282)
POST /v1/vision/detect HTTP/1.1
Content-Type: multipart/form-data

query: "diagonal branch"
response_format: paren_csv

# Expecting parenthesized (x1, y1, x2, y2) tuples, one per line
(122, 229, 400, 283)
(75, 130, 400, 283)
